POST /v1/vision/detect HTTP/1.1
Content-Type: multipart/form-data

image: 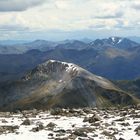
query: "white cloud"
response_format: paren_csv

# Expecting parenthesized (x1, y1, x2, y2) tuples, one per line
(0, 0, 139, 39)
(131, 1, 140, 10)
(0, 0, 46, 12)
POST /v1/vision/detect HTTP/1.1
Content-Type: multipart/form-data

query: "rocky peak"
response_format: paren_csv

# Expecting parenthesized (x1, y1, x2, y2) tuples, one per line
(90, 37, 139, 49)
(23, 60, 79, 81)
(109, 37, 123, 45)
(37, 60, 79, 75)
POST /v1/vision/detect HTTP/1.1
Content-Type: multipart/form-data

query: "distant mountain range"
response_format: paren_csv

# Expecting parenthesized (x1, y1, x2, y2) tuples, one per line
(0, 37, 139, 54)
(0, 40, 29, 45)
(0, 37, 140, 82)
(0, 60, 139, 111)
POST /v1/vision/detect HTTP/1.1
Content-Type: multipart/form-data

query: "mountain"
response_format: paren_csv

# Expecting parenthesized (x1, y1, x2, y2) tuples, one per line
(0, 49, 46, 82)
(90, 37, 139, 50)
(22, 40, 57, 51)
(56, 40, 88, 50)
(80, 38, 93, 43)
(0, 40, 28, 45)
(0, 44, 27, 54)
(128, 36, 140, 43)
(20, 40, 88, 51)
(0, 39, 88, 54)
(0, 60, 138, 111)
(0, 37, 139, 54)
(0, 40, 58, 54)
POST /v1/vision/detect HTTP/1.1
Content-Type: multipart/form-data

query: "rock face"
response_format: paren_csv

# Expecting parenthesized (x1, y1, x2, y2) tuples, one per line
(0, 60, 139, 111)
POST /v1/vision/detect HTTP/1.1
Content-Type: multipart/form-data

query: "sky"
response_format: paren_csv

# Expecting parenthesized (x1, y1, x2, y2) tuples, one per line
(0, 0, 140, 41)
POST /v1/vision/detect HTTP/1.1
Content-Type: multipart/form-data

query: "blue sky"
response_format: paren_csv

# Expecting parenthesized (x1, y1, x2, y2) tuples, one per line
(0, 0, 140, 41)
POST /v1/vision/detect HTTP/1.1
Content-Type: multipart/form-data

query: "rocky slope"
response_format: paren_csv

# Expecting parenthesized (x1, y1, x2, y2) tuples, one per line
(0, 60, 139, 111)
(116, 78, 140, 99)
(0, 107, 139, 140)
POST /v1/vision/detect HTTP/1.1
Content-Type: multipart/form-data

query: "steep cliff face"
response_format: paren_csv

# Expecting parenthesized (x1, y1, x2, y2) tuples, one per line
(0, 60, 138, 111)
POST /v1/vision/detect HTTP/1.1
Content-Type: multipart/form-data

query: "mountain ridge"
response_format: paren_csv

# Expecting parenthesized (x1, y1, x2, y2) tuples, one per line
(0, 37, 139, 54)
(89, 37, 139, 50)
(0, 37, 140, 82)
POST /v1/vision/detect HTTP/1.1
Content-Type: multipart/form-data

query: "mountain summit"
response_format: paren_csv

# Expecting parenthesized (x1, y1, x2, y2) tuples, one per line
(90, 37, 139, 49)
(0, 60, 138, 111)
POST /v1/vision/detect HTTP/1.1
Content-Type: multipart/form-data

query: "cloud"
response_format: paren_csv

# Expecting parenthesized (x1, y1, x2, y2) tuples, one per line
(0, 0, 45, 12)
(0, 0, 139, 39)
(94, 11, 123, 19)
(131, 3, 140, 10)
(88, 24, 106, 29)
(0, 24, 29, 31)
(113, 20, 133, 30)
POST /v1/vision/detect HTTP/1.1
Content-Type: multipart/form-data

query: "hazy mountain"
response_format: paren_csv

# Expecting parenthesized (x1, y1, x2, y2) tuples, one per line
(0, 60, 138, 111)
(128, 36, 140, 43)
(0, 40, 58, 54)
(0, 40, 28, 45)
(23, 39, 89, 51)
(0, 39, 88, 54)
(80, 38, 93, 43)
(0, 44, 28, 54)
(23, 40, 57, 51)
(56, 40, 88, 50)
(0, 37, 139, 54)
(0, 49, 46, 82)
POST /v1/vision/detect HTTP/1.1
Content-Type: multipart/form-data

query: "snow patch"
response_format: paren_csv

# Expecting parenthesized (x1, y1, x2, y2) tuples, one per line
(117, 39, 122, 44)
(48, 60, 79, 73)
(49, 60, 56, 63)
(61, 62, 79, 72)
(111, 37, 115, 42)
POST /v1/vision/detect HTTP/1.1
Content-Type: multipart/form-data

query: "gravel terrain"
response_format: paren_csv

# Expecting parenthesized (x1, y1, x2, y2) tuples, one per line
(0, 107, 139, 140)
